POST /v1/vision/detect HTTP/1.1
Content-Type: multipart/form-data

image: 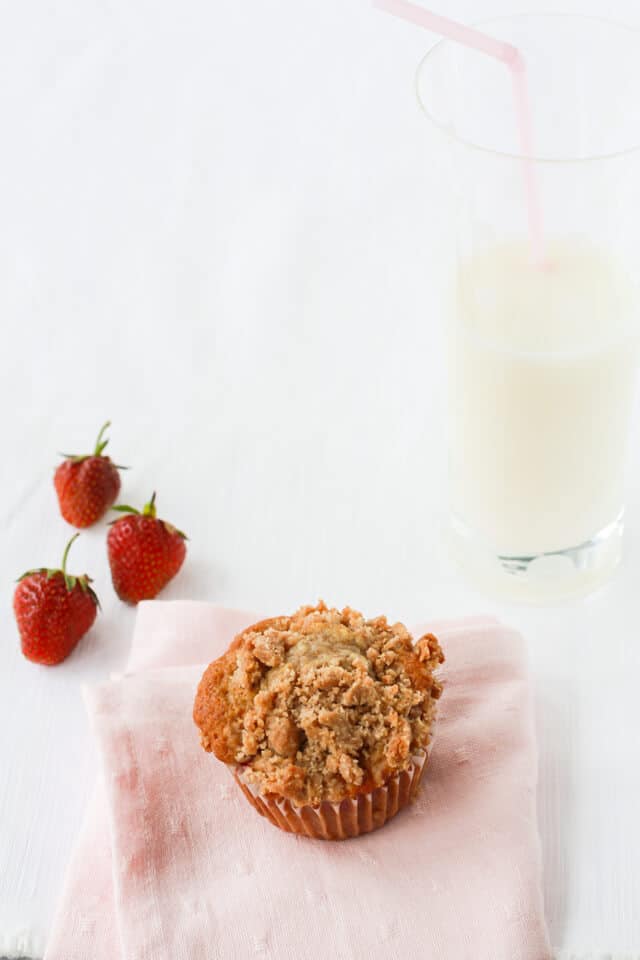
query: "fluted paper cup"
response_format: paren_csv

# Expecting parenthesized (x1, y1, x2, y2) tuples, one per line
(230, 745, 431, 841)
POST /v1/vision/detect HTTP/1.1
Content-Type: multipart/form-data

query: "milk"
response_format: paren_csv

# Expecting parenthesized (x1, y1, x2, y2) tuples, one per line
(449, 239, 639, 557)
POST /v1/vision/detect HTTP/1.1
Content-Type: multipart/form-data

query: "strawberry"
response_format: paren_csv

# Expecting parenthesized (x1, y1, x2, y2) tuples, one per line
(54, 421, 123, 528)
(13, 534, 99, 665)
(107, 493, 187, 604)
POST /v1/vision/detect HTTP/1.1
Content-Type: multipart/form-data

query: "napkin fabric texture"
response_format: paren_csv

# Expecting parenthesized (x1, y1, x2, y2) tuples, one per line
(44, 602, 551, 960)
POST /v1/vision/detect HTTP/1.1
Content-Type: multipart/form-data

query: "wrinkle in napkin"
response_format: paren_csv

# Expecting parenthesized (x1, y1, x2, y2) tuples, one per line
(44, 602, 551, 960)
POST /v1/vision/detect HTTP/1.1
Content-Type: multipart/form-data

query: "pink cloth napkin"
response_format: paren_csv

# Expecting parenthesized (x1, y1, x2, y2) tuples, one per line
(44, 602, 551, 960)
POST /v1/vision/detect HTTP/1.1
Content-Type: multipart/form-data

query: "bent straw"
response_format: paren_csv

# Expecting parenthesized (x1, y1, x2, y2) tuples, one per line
(374, 0, 545, 263)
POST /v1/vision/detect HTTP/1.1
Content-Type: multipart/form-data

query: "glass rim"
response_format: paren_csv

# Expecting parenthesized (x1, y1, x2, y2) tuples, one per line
(415, 11, 640, 165)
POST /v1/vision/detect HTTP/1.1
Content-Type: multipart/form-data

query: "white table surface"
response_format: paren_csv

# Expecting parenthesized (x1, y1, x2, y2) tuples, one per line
(2, 0, 640, 957)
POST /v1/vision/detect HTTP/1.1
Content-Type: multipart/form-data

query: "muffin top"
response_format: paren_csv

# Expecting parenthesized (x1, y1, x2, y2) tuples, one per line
(193, 602, 444, 806)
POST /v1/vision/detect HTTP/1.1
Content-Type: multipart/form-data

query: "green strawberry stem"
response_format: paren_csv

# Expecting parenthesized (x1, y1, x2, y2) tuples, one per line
(61, 533, 80, 577)
(61, 533, 81, 591)
(59, 534, 99, 603)
(94, 420, 111, 456)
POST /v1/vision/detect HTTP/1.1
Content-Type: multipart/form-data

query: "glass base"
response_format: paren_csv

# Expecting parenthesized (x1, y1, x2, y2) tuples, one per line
(448, 512, 624, 603)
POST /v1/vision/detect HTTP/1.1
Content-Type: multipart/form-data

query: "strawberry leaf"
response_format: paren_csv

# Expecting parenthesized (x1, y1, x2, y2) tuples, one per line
(163, 521, 188, 540)
(78, 576, 100, 609)
(15, 536, 91, 595)
(59, 453, 89, 463)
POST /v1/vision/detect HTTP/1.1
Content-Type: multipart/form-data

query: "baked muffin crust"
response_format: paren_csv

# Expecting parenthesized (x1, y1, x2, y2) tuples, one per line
(194, 603, 444, 806)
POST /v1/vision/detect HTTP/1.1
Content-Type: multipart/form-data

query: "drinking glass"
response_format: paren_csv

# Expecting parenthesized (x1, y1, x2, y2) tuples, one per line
(417, 14, 640, 600)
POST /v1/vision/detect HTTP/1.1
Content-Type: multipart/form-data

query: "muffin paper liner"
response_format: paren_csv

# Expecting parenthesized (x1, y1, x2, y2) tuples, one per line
(230, 743, 431, 841)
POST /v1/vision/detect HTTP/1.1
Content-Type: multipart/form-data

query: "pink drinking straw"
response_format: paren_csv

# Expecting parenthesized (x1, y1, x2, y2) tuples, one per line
(374, 0, 545, 264)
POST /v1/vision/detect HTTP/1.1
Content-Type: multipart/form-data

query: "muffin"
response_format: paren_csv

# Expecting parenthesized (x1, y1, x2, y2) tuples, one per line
(193, 602, 444, 840)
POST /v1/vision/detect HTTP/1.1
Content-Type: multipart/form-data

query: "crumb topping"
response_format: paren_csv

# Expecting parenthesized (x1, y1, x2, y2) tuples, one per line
(193, 603, 444, 806)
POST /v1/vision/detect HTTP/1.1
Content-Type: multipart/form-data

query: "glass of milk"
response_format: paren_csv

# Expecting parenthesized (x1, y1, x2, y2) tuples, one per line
(416, 14, 640, 600)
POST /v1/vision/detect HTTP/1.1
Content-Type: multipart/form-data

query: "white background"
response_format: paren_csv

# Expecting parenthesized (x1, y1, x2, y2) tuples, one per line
(2, 0, 640, 957)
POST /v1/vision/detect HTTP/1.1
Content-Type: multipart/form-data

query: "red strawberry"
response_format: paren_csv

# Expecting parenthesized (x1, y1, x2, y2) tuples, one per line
(54, 421, 123, 528)
(107, 492, 187, 604)
(13, 534, 99, 665)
